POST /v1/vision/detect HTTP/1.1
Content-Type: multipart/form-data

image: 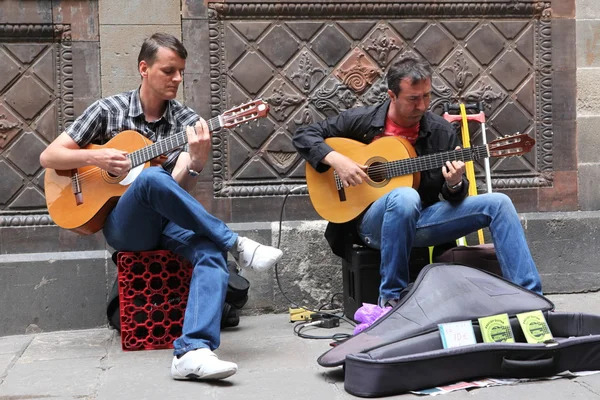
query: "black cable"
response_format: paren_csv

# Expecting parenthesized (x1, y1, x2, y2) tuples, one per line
(274, 188, 356, 327)
(293, 321, 352, 341)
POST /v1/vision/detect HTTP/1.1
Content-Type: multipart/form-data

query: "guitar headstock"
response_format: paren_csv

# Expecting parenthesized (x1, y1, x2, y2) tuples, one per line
(221, 99, 270, 129)
(488, 133, 535, 158)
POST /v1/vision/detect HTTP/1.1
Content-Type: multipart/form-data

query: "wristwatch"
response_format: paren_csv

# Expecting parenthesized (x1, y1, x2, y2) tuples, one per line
(448, 180, 463, 190)
(187, 166, 200, 177)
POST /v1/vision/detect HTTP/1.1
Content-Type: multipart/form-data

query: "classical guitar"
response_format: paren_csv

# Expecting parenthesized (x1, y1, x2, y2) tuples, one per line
(45, 99, 270, 235)
(305, 133, 535, 223)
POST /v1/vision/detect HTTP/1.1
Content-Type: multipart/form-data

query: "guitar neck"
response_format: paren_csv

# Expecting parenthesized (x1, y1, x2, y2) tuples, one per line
(386, 144, 489, 177)
(127, 116, 222, 167)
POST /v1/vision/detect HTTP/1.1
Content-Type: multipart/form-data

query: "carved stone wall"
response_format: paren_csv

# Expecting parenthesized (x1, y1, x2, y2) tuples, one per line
(0, 24, 72, 225)
(203, 0, 576, 218)
(0, 0, 102, 245)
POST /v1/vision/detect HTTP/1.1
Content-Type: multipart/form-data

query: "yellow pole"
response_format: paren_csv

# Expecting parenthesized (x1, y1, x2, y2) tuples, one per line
(459, 104, 485, 245)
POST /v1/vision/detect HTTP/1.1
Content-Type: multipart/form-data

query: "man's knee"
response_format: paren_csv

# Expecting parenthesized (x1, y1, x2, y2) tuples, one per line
(134, 166, 170, 188)
(387, 187, 420, 207)
(486, 192, 515, 210)
(385, 187, 421, 215)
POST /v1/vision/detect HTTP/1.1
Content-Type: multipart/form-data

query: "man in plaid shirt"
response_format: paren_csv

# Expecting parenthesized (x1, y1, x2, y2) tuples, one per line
(40, 33, 282, 381)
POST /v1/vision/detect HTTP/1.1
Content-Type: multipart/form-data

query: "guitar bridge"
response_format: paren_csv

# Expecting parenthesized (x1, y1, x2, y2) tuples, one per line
(71, 171, 84, 206)
(334, 172, 346, 202)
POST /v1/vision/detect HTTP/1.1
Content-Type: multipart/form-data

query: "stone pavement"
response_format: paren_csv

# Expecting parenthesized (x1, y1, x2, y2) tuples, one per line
(1, 293, 600, 400)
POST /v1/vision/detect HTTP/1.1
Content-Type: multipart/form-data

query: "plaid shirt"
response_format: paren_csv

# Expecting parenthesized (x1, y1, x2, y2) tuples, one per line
(66, 89, 199, 173)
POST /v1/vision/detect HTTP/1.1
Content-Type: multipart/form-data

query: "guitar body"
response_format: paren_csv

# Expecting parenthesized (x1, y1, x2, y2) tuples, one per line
(43, 99, 271, 235)
(306, 136, 419, 224)
(44, 130, 152, 235)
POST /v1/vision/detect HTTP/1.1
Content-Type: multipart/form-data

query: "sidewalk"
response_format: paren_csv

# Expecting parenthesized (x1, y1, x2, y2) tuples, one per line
(1, 293, 600, 400)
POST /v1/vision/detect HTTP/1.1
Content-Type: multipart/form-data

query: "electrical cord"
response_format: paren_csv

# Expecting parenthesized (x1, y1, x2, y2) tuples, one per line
(293, 320, 352, 341)
(274, 185, 356, 328)
(318, 292, 345, 312)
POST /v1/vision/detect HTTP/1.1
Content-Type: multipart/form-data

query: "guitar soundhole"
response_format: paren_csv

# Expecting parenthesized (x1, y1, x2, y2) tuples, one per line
(368, 162, 386, 183)
(107, 172, 119, 178)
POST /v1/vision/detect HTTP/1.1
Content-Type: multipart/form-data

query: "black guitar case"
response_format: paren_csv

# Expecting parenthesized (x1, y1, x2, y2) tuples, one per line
(318, 263, 600, 398)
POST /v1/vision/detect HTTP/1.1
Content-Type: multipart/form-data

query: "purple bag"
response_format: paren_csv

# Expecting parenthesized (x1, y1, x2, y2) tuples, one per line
(353, 303, 392, 335)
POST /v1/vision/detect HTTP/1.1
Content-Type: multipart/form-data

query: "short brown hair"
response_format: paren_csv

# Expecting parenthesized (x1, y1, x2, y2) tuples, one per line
(138, 32, 187, 66)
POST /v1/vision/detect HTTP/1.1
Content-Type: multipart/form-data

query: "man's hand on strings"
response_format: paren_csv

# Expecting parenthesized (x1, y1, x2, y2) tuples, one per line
(442, 146, 466, 188)
(186, 118, 211, 172)
(323, 151, 368, 188)
(94, 148, 130, 176)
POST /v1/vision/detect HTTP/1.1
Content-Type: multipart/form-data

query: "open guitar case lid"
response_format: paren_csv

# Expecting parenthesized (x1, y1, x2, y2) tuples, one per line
(319, 263, 600, 398)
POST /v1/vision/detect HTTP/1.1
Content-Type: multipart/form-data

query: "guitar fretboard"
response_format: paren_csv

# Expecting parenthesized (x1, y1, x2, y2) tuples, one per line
(127, 117, 222, 167)
(384, 145, 490, 178)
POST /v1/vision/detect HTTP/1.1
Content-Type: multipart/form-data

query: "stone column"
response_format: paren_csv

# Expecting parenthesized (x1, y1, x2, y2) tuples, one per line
(577, 0, 600, 210)
(98, 0, 182, 97)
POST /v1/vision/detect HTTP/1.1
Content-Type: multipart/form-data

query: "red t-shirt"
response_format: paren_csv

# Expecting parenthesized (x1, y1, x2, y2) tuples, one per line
(373, 116, 419, 144)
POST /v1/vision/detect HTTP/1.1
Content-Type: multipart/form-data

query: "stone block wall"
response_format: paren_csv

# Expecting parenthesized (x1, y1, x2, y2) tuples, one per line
(577, 0, 600, 210)
(98, 0, 181, 98)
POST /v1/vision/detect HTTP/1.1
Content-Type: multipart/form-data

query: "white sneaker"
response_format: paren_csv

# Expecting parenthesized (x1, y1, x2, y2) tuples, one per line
(232, 236, 283, 271)
(171, 348, 238, 380)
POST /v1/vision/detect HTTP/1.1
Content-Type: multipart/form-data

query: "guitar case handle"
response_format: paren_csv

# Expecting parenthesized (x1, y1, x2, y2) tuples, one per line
(501, 356, 556, 377)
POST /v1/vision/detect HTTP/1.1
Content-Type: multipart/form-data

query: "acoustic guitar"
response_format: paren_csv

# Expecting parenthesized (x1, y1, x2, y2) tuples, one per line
(305, 133, 535, 223)
(44, 99, 270, 235)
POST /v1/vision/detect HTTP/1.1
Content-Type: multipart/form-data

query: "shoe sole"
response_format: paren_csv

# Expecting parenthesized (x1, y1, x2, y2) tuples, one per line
(172, 367, 237, 381)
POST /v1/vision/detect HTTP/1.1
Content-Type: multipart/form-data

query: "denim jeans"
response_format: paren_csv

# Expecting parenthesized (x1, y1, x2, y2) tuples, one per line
(357, 187, 542, 302)
(103, 167, 238, 356)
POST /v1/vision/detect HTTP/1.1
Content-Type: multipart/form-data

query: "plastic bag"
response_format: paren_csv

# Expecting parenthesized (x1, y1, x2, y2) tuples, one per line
(353, 303, 392, 335)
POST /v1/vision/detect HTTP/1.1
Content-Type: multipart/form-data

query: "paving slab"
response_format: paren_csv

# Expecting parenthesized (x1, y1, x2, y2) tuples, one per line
(0, 334, 31, 355)
(0, 294, 600, 399)
(0, 357, 104, 398)
(19, 328, 112, 363)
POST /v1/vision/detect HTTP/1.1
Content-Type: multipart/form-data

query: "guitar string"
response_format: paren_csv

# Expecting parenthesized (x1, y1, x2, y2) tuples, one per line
(71, 136, 490, 186)
(364, 146, 488, 178)
(72, 130, 190, 182)
(70, 106, 271, 183)
(69, 116, 223, 184)
(70, 132, 190, 183)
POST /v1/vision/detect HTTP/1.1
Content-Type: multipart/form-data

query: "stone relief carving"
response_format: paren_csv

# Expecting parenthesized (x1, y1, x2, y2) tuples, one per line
(0, 214, 53, 227)
(441, 50, 474, 92)
(0, 114, 20, 133)
(209, 2, 554, 198)
(266, 150, 296, 170)
(292, 107, 315, 127)
(334, 49, 380, 94)
(362, 82, 389, 106)
(0, 24, 71, 41)
(536, 17, 553, 177)
(0, 114, 21, 147)
(263, 80, 304, 122)
(211, 2, 548, 18)
(1, 23, 73, 224)
(309, 78, 358, 118)
(289, 51, 326, 94)
(364, 25, 401, 67)
(464, 81, 504, 110)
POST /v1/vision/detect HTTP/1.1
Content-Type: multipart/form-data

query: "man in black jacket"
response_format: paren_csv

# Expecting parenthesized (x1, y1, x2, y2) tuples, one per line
(293, 56, 542, 308)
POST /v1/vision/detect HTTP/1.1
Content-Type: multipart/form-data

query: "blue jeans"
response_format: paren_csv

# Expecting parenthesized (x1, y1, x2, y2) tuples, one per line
(103, 167, 238, 356)
(357, 187, 542, 302)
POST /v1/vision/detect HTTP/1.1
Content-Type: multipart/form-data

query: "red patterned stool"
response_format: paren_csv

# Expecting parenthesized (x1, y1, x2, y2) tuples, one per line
(117, 250, 192, 351)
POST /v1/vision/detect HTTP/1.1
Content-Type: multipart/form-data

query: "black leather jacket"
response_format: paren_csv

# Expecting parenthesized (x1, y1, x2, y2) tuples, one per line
(293, 100, 469, 258)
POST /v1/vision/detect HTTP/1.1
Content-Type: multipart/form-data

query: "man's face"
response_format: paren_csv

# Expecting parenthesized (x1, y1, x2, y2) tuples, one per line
(139, 47, 185, 100)
(388, 77, 432, 127)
